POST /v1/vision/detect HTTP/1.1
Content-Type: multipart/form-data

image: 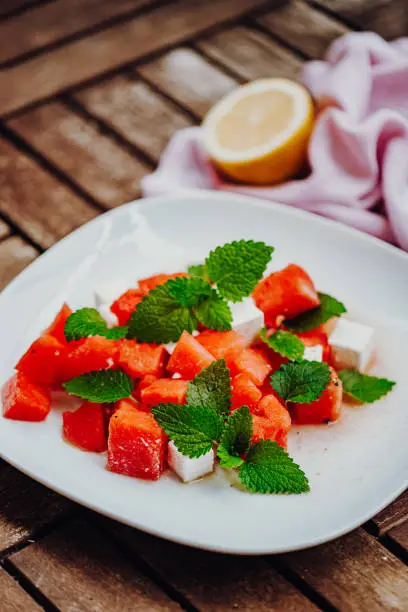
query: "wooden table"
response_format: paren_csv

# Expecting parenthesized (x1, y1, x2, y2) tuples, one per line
(0, 1, 407, 609)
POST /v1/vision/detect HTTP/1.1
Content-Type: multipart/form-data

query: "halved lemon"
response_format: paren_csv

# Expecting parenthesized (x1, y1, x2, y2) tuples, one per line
(202, 78, 314, 185)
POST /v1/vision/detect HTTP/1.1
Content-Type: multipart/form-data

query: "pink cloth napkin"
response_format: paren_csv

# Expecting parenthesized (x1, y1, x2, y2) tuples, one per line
(141, 32, 408, 251)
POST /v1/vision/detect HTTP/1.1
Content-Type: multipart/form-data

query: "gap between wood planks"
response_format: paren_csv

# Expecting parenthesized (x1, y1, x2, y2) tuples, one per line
(0, 0, 171, 70)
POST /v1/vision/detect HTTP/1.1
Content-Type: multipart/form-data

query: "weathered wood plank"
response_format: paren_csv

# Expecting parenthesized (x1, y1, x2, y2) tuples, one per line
(9, 102, 150, 208)
(0, 219, 11, 241)
(388, 521, 408, 557)
(371, 490, 408, 535)
(138, 47, 237, 118)
(0, 568, 42, 612)
(0, 0, 154, 65)
(10, 518, 179, 612)
(0, 0, 271, 117)
(104, 521, 318, 611)
(76, 75, 192, 161)
(0, 461, 71, 551)
(0, 136, 97, 248)
(0, 236, 38, 290)
(282, 528, 408, 611)
(312, 0, 408, 39)
(257, 0, 348, 59)
(196, 26, 303, 82)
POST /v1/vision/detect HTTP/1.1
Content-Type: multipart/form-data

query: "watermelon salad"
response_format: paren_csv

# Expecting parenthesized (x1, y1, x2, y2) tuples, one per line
(1, 240, 396, 495)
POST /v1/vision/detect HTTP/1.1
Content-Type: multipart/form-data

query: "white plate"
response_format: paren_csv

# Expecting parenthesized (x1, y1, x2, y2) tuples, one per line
(0, 191, 407, 555)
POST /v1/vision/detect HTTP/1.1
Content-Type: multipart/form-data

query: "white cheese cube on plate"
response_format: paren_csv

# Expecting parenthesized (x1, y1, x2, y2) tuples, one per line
(230, 298, 264, 344)
(168, 441, 214, 483)
(329, 318, 374, 372)
(303, 344, 323, 362)
(96, 303, 119, 328)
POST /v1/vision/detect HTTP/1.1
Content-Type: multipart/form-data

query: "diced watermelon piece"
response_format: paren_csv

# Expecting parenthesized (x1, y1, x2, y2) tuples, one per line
(229, 347, 271, 387)
(141, 379, 188, 407)
(2, 372, 50, 421)
(118, 341, 168, 379)
(252, 264, 320, 326)
(16, 334, 65, 386)
(63, 402, 107, 452)
(257, 394, 291, 447)
(107, 401, 167, 480)
(196, 330, 247, 363)
(251, 416, 285, 448)
(167, 331, 215, 380)
(231, 373, 262, 413)
(110, 289, 144, 325)
(291, 367, 343, 424)
(138, 272, 188, 295)
(138, 375, 159, 393)
(295, 328, 331, 362)
(251, 342, 288, 372)
(59, 336, 118, 381)
(45, 303, 72, 344)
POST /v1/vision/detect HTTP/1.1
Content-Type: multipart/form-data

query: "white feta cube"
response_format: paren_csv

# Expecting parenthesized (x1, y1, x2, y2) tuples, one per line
(97, 303, 119, 328)
(168, 441, 214, 483)
(230, 298, 263, 344)
(303, 344, 323, 362)
(329, 318, 374, 372)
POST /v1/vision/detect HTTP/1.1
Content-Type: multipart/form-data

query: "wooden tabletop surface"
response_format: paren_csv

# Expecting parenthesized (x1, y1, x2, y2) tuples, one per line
(0, 1, 407, 610)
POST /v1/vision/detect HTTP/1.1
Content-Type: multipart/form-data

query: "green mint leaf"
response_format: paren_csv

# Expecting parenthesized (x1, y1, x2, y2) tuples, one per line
(187, 360, 231, 416)
(339, 370, 396, 403)
(167, 276, 212, 308)
(127, 282, 198, 343)
(239, 440, 310, 494)
(260, 328, 304, 361)
(151, 403, 223, 458)
(285, 292, 346, 332)
(217, 446, 244, 469)
(205, 240, 274, 302)
(195, 290, 232, 331)
(64, 308, 108, 341)
(105, 326, 129, 340)
(217, 406, 252, 468)
(63, 369, 132, 403)
(271, 360, 331, 403)
(188, 263, 210, 282)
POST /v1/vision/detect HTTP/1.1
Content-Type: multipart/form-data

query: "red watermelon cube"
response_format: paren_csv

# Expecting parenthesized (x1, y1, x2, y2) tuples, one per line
(59, 336, 119, 381)
(63, 402, 107, 452)
(110, 289, 144, 325)
(45, 303, 72, 344)
(291, 367, 342, 424)
(107, 401, 167, 480)
(16, 334, 65, 386)
(141, 378, 188, 407)
(2, 372, 50, 421)
(118, 341, 168, 379)
(167, 331, 215, 380)
(231, 373, 262, 413)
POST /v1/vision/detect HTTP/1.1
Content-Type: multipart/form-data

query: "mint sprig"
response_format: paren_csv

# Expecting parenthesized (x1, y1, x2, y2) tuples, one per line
(206, 240, 274, 302)
(151, 403, 223, 458)
(187, 263, 210, 282)
(217, 406, 252, 469)
(195, 290, 232, 331)
(64, 308, 128, 341)
(238, 440, 310, 494)
(128, 240, 273, 343)
(260, 328, 304, 361)
(65, 308, 109, 341)
(127, 279, 199, 343)
(187, 359, 231, 416)
(339, 370, 396, 403)
(63, 369, 132, 403)
(285, 292, 346, 332)
(271, 361, 331, 403)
